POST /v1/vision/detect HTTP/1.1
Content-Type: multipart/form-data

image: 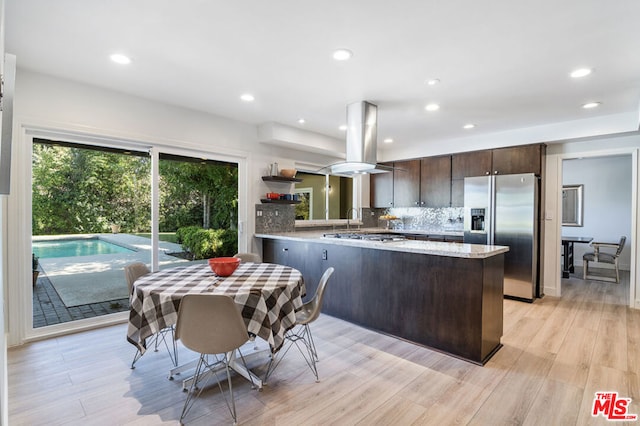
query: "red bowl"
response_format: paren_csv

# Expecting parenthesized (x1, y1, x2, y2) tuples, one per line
(208, 257, 241, 277)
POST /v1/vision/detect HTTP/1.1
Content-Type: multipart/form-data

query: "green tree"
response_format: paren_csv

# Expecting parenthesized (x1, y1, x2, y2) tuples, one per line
(32, 143, 150, 235)
(159, 159, 238, 230)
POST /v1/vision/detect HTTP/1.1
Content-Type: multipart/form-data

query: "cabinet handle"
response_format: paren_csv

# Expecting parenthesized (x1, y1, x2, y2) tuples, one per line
(494, 170, 499, 175)
(421, 201, 425, 205)
(415, 201, 420, 206)
(282, 248, 288, 252)
(485, 171, 490, 175)
(389, 202, 393, 206)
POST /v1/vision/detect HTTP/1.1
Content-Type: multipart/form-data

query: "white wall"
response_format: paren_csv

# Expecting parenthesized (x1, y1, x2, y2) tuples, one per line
(8, 69, 343, 345)
(562, 156, 632, 269)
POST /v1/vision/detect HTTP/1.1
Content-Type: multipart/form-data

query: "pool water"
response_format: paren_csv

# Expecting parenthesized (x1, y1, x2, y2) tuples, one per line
(33, 238, 135, 259)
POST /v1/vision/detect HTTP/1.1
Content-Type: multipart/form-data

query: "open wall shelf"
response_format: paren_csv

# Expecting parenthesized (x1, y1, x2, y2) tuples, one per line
(262, 176, 303, 183)
(260, 199, 301, 204)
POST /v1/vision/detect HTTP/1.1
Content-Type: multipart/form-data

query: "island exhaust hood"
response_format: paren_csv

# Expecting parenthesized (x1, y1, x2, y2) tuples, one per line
(329, 101, 392, 175)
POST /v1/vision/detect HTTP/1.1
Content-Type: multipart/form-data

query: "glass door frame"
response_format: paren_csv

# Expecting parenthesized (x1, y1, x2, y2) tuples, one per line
(11, 128, 248, 345)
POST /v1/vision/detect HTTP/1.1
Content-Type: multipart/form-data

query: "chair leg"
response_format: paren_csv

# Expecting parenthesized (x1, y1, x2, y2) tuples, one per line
(265, 324, 320, 383)
(615, 260, 620, 284)
(583, 260, 588, 280)
(180, 355, 205, 423)
(288, 324, 319, 382)
(131, 328, 178, 369)
(130, 349, 143, 369)
(180, 352, 241, 425)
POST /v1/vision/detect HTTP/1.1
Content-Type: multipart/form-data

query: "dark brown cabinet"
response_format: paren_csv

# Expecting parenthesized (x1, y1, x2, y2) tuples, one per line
(450, 144, 545, 206)
(370, 161, 394, 208)
(262, 237, 505, 365)
(393, 159, 420, 207)
(452, 144, 544, 178)
(491, 144, 543, 175)
(371, 144, 544, 209)
(420, 155, 452, 208)
(452, 150, 493, 179)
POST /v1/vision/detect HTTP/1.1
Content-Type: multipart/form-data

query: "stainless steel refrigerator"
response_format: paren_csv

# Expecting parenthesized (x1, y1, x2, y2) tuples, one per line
(463, 173, 540, 301)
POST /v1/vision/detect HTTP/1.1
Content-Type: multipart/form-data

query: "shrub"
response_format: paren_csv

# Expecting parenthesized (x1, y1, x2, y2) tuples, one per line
(176, 226, 238, 260)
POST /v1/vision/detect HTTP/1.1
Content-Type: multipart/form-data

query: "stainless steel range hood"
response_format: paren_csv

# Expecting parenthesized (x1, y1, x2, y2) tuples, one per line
(330, 101, 391, 175)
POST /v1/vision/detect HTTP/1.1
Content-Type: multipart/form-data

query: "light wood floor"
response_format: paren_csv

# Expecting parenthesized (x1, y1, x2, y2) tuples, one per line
(8, 270, 638, 425)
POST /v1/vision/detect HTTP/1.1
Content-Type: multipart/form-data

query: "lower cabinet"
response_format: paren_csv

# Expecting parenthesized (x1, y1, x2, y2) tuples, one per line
(262, 238, 504, 364)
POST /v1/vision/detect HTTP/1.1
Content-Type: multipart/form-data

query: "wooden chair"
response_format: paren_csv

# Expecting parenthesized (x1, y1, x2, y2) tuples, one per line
(583, 236, 626, 283)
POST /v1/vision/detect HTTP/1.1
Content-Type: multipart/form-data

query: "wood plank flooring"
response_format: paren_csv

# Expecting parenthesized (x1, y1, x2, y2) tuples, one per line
(8, 270, 638, 425)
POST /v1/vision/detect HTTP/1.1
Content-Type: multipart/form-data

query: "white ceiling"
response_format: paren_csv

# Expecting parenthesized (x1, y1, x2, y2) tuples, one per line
(5, 0, 640, 153)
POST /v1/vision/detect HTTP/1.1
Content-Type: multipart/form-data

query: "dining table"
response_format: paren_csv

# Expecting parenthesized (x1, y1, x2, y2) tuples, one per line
(126, 261, 305, 389)
(561, 236, 593, 278)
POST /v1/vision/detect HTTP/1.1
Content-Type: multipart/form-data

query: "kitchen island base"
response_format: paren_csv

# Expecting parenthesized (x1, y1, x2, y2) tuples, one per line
(262, 237, 504, 365)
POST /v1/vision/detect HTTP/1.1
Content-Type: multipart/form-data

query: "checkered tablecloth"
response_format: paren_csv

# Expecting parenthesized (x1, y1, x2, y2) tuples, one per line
(127, 262, 305, 354)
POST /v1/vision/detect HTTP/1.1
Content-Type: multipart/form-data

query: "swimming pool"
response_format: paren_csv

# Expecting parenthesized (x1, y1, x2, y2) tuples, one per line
(33, 238, 135, 259)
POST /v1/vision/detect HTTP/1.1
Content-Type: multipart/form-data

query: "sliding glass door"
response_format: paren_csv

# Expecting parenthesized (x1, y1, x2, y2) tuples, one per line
(31, 141, 239, 329)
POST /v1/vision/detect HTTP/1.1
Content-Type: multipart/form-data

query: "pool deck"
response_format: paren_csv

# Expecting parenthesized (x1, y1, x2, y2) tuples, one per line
(32, 233, 193, 327)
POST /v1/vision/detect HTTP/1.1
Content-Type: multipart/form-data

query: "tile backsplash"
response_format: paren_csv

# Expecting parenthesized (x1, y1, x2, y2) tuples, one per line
(255, 204, 295, 233)
(257, 204, 464, 234)
(363, 207, 464, 232)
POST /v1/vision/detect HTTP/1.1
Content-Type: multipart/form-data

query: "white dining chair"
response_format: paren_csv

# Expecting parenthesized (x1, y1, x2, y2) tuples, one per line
(124, 262, 178, 369)
(175, 294, 252, 424)
(265, 267, 334, 382)
(233, 252, 262, 263)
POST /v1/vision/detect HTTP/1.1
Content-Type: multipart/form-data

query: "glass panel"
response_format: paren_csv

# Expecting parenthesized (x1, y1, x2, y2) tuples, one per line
(158, 153, 238, 269)
(31, 139, 150, 327)
(294, 172, 352, 220)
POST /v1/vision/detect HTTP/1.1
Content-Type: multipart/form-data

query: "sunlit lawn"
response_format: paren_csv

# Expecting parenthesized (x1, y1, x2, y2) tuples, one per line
(133, 232, 179, 244)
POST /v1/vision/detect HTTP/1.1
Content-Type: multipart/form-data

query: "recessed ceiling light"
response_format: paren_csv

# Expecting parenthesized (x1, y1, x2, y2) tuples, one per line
(110, 53, 131, 65)
(332, 48, 353, 61)
(298, 118, 306, 124)
(426, 78, 440, 86)
(463, 124, 475, 129)
(570, 68, 593, 78)
(383, 138, 394, 144)
(425, 103, 440, 112)
(339, 124, 348, 131)
(240, 93, 255, 102)
(582, 102, 601, 109)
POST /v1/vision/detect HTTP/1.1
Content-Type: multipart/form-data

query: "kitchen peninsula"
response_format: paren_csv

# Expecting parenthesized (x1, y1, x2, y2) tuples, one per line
(256, 230, 508, 365)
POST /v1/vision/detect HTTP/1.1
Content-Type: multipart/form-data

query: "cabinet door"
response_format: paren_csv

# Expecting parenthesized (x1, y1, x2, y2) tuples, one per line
(452, 150, 492, 178)
(491, 144, 542, 175)
(420, 156, 452, 207)
(451, 179, 464, 207)
(370, 162, 394, 208)
(393, 159, 420, 207)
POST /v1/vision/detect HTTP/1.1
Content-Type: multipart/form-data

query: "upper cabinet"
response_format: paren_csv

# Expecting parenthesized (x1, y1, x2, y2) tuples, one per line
(420, 156, 452, 208)
(393, 159, 421, 207)
(452, 144, 544, 177)
(491, 144, 544, 175)
(370, 161, 394, 208)
(371, 144, 545, 209)
(451, 150, 493, 179)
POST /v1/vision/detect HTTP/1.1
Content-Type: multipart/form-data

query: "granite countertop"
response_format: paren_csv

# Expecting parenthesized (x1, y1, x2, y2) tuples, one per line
(255, 230, 508, 259)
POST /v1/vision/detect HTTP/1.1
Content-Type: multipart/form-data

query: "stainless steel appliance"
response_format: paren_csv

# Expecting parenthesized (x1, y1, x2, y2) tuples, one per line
(463, 173, 540, 301)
